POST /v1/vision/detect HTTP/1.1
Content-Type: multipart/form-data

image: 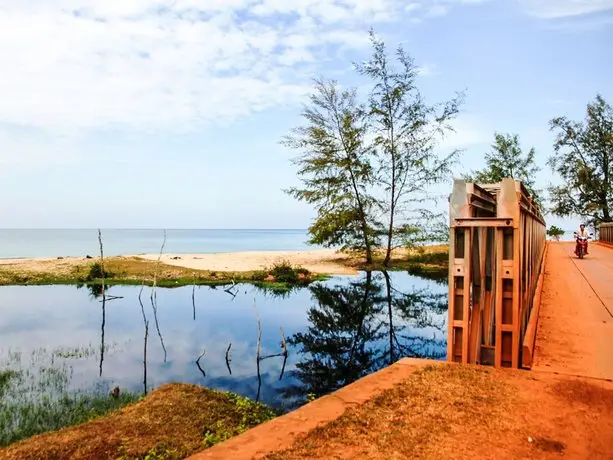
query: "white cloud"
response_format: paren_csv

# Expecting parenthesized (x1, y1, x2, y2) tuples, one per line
(0, 0, 486, 133)
(437, 116, 491, 152)
(517, 0, 613, 18)
(416, 63, 440, 77)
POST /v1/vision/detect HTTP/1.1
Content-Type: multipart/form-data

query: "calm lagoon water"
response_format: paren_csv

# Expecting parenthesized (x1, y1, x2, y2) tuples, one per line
(0, 229, 314, 259)
(0, 272, 447, 410)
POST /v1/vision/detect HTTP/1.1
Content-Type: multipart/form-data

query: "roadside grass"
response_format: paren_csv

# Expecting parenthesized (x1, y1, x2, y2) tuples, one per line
(0, 384, 278, 460)
(265, 365, 513, 460)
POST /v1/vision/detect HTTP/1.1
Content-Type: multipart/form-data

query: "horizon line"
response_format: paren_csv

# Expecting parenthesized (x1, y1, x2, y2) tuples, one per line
(0, 228, 309, 231)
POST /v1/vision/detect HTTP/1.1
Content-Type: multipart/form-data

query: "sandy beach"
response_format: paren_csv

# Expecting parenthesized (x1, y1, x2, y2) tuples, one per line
(0, 249, 358, 275)
(134, 249, 357, 275)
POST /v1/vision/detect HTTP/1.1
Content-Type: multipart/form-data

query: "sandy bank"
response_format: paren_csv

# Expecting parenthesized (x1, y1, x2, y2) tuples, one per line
(134, 249, 357, 275)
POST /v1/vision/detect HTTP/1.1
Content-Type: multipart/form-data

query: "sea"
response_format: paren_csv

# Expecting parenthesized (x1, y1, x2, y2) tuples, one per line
(0, 229, 315, 259)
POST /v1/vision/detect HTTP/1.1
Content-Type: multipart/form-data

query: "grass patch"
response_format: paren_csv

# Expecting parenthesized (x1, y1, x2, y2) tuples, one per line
(0, 256, 324, 289)
(0, 389, 138, 447)
(0, 346, 138, 447)
(0, 384, 277, 460)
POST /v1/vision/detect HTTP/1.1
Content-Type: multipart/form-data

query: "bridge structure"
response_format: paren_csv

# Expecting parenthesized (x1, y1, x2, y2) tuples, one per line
(601, 222, 613, 245)
(446, 178, 546, 369)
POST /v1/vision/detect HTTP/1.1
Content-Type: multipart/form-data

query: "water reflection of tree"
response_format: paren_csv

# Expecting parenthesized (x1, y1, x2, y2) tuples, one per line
(380, 271, 447, 364)
(282, 272, 385, 401)
(284, 271, 447, 403)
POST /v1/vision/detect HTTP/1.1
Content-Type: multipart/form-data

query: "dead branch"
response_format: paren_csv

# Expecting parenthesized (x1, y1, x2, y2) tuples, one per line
(150, 231, 168, 362)
(225, 342, 232, 375)
(192, 276, 197, 321)
(279, 327, 288, 380)
(98, 229, 105, 377)
(196, 350, 206, 378)
(139, 282, 149, 395)
(224, 279, 238, 299)
(254, 299, 262, 402)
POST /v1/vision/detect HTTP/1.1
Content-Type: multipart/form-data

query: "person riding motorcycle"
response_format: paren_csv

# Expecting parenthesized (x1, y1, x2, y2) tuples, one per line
(574, 224, 589, 255)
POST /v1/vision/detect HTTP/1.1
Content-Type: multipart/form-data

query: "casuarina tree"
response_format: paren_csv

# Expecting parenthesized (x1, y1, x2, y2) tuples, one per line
(548, 94, 613, 225)
(283, 79, 380, 263)
(465, 133, 544, 210)
(356, 31, 463, 267)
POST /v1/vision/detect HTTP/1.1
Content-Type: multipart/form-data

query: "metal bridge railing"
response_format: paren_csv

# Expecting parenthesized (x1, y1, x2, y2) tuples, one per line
(447, 178, 546, 368)
(601, 222, 613, 244)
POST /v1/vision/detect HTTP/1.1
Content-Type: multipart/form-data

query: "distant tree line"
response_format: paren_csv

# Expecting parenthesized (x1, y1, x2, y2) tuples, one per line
(283, 29, 613, 263)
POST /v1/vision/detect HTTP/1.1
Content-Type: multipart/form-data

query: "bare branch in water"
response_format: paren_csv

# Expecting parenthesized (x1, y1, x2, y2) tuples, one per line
(225, 343, 232, 375)
(139, 282, 149, 395)
(224, 279, 238, 299)
(196, 350, 206, 378)
(192, 277, 197, 321)
(99, 295, 123, 302)
(279, 327, 288, 380)
(150, 292, 167, 363)
(254, 299, 262, 402)
(150, 231, 168, 362)
(98, 229, 105, 378)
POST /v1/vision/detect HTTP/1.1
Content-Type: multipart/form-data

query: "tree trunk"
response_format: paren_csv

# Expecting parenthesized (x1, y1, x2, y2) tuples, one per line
(383, 270, 394, 364)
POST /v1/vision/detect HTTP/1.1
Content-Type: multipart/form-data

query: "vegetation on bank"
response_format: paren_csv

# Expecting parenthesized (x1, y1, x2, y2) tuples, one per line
(0, 245, 449, 288)
(0, 257, 327, 289)
(0, 383, 277, 460)
(0, 368, 138, 447)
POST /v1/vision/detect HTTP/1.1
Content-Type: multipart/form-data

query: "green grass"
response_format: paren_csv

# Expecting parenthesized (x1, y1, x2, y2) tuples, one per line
(0, 257, 328, 290)
(0, 349, 139, 447)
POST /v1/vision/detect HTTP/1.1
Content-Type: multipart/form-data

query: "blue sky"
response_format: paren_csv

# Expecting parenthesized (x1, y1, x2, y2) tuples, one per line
(0, 0, 611, 229)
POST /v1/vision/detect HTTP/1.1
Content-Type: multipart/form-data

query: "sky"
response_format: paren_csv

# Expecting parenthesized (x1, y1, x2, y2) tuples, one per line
(0, 0, 611, 229)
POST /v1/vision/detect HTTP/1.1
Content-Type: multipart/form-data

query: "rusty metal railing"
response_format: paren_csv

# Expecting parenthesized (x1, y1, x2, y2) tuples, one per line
(447, 179, 546, 368)
(600, 222, 613, 244)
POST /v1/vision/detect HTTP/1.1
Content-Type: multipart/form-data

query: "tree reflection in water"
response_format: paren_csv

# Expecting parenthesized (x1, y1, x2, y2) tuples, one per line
(283, 271, 447, 404)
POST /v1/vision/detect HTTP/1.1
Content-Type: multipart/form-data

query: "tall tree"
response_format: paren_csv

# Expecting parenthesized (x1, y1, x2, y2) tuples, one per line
(465, 133, 543, 209)
(548, 94, 613, 225)
(283, 79, 380, 263)
(355, 31, 463, 267)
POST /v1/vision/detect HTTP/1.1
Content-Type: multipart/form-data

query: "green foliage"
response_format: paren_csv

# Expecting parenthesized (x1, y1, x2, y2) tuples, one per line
(356, 30, 463, 266)
(394, 211, 449, 248)
(283, 30, 462, 266)
(86, 262, 113, 281)
(202, 392, 277, 448)
(547, 226, 565, 239)
(251, 261, 311, 285)
(465, 132, 544, 210)
(548, 94, 613, 225)
(0, 347, 138, 447)
(283, 78, 380, 263)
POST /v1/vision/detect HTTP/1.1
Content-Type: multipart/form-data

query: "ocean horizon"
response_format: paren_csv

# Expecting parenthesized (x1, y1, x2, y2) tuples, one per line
(0, 228, 315, 259)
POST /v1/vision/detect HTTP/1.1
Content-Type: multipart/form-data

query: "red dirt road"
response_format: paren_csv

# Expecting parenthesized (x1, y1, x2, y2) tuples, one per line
(533, 242, 613, 380)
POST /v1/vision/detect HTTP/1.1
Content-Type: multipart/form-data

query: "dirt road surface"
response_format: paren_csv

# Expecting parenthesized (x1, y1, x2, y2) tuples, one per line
(533, 242, 613, 380)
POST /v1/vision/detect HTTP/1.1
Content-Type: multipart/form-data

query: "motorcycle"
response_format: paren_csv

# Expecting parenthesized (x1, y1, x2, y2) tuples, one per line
(573, 233, 593, 259)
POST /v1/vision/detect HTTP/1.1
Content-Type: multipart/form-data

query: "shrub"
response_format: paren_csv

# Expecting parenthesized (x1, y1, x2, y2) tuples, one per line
(86, 262, 113, 281)
(250, 261, 311, 285)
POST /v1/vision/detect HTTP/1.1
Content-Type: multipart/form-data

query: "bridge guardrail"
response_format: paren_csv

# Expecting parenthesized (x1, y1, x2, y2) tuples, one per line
(600, 222, 613, 244)
(447, 178, 546, 369)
